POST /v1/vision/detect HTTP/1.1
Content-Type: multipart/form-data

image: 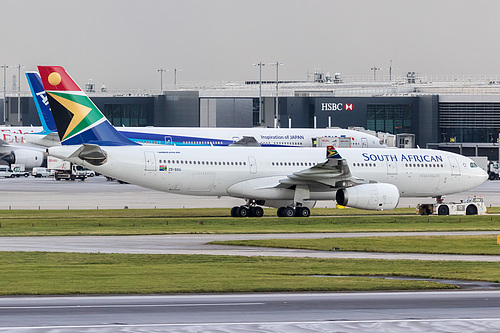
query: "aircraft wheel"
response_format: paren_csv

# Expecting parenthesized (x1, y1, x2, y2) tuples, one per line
(466, 204, 478, 215)
(283, 207, 295, 217)
(237, 206, 249, 217)
(295, 207, 310, 217)
(277, 207, 285, 217)
(437, 205, 449, 215)
(230, 206, 239, 217)
(251, 206, 264, 218)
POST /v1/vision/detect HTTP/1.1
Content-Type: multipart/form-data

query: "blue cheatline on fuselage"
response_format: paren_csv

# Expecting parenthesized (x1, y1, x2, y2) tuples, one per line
(62, 121, 140, 146)
(119, 131, 300, 147)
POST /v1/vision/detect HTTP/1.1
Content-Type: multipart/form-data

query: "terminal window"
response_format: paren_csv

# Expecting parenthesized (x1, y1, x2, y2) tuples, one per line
(439, 102, 500, 142)
(103, 104, 149, 127)
(367, 104, 412, 134)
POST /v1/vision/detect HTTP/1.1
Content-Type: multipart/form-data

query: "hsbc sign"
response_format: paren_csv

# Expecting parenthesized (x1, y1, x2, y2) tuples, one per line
(321, 102, 354, 111)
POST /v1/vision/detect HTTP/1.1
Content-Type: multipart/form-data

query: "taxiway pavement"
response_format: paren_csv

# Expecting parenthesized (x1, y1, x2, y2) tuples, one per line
(0, 176, 499, 210)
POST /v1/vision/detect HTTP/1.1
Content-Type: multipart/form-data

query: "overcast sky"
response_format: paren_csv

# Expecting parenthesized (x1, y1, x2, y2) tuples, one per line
(2, 0, 500, 90)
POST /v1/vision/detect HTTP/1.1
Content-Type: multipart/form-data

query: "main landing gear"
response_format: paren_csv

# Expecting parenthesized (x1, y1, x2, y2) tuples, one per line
(231, 205, 264, 218)
(277, 206, 310, 217)
(231, 200, 265, 217)
(231, 205, 310, 218)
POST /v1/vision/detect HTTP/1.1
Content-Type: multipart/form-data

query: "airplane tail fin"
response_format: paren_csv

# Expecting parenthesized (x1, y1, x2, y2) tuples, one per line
(327, 145, 342, 159)
(37, 66, 138, 146)
(25, 71, 57, 133)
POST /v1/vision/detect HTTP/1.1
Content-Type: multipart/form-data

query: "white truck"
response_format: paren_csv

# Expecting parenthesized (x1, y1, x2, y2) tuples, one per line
(47, 157, 87, 181)
(469, 156, 499, 180)
(10, 164, 30, 178)
(313, 136, 354, 148)
(417, 196, 487, 216)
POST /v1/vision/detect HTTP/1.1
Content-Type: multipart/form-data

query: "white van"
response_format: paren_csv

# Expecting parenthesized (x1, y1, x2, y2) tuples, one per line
(0, 165, 14, 178)
(32, 167, 51, 178)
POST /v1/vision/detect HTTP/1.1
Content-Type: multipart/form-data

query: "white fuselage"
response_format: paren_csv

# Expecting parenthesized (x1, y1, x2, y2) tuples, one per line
(0, 126, 43, 144)
(27, 127, 386, 148)
(48, 145, 487, 202)
(116, 127, 385, 148)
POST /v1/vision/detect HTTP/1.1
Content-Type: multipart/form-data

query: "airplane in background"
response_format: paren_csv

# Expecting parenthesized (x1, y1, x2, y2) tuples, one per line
(42, 65, 487, 217)
(0, 125, 46, 168)
(24, 71, 386, 149)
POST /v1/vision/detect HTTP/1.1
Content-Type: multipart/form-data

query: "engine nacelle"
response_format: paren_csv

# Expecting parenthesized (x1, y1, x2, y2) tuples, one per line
(336, 183, 400, 211)
(1, 148, 46, 169)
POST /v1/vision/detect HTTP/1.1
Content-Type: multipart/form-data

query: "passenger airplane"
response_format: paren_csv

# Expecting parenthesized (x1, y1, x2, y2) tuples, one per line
(0, 126, 46, 168)
(41, 66, 487, 217)
(24, 71, 385, 149)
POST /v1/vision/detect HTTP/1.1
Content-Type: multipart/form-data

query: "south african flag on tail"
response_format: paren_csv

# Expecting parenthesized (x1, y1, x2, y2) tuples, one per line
(37, 66, 139, 146)
(327, 146, 342, 159)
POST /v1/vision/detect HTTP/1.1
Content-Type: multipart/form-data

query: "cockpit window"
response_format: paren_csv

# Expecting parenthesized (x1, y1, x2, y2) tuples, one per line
(470, 162, 478, 168)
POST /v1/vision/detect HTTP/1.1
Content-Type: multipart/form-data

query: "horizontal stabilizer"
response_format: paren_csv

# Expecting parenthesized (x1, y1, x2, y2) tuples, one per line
(42, 132, 60, 142)
(69, 144, 107, 166)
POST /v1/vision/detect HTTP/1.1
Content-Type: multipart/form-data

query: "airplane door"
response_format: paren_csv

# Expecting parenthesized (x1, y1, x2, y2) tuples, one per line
(361, 138, 368, 148)
(248, 156, 257, 174)
(144, 151, 156, 171)
(232, 136, 240, 143)
(448, 157, 460, 176)
(164, 136, 173, 145)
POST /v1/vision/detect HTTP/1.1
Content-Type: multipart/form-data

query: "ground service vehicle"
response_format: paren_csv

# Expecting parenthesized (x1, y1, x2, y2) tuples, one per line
(417, 196, 487, 215)
(31, 167, 51, 178)
(47, 157, 87, 181)
(0, 165, 13, 178)
(10, 164, 30, 178)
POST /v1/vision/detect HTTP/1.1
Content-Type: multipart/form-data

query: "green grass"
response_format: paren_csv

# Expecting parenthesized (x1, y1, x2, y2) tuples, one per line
(210, 235, 500, 255)
(1, 208, 499, 295)
(1, 208, 500, 236)
(4, 251, 500, 295)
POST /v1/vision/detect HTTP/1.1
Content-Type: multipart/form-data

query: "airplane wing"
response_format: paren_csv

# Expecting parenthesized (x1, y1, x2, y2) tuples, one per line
(0, 138, 7, 147)
(279, 158, 370, 188)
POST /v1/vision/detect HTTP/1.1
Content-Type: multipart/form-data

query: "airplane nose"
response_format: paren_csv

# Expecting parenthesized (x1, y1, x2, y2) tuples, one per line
(479, 169, 488, 184)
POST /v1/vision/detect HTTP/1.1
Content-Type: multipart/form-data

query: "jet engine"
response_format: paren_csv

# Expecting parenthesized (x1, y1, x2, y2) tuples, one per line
(336, 183, 400, 210)
(1, 149, 46, 169)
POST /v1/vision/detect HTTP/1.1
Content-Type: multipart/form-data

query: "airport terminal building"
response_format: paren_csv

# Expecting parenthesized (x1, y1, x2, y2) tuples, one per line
(2, 75, 500, 159)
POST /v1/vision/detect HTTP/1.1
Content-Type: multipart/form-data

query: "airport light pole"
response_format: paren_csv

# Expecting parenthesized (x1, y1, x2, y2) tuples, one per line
(12, 64, 24, 123)
(1, 65, 7, 123)
(371, 66, 381, 82)
(253, 62, 265, 125)
(269, 61, 283, 128)
(157, 68, 168, 93)
(173, 68, 182, 88)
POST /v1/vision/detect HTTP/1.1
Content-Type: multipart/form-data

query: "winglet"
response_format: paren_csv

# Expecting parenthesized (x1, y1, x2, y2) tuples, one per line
(37, 66, 139, 146)
(327, 145, 342, 159)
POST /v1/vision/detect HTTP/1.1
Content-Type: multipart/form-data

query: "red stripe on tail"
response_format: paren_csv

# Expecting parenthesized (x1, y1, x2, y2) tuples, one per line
(37, 66, 82, 92)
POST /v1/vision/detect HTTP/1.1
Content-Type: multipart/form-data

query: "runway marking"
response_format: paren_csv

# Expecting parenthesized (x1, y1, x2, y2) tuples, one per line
(0, 302, 264, 310)
(2, 318, 500, 330)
